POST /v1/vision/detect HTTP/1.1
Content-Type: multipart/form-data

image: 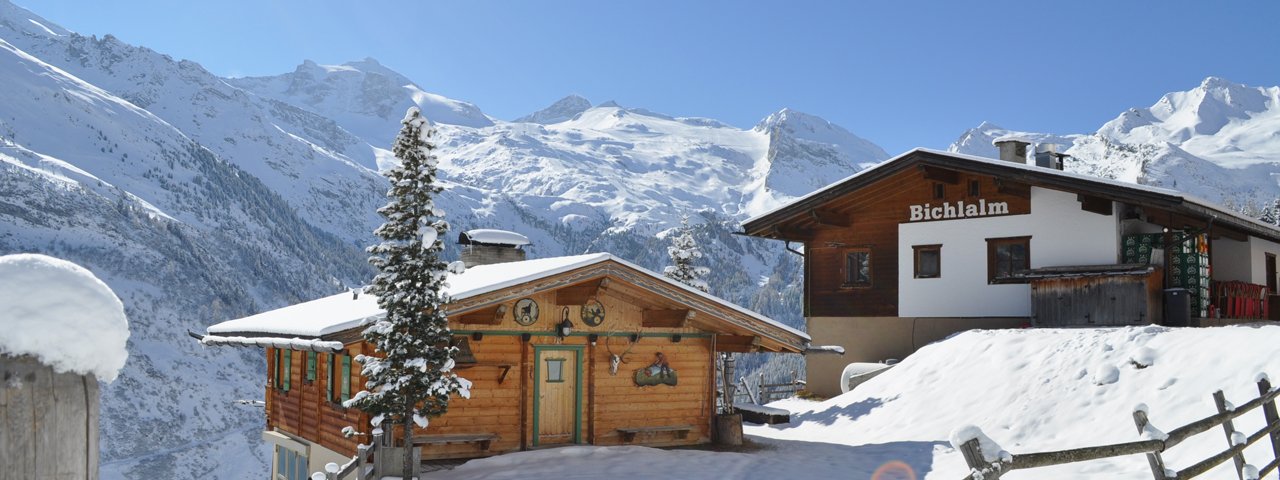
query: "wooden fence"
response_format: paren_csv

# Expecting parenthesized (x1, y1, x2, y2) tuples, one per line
(958, 376, 1280, 479)
(735, 370, 805, 405)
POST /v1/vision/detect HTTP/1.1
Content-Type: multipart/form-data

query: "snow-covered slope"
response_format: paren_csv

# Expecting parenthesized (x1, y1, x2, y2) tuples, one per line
(752, 325, 1280, 479)
(0, 5, 373, 477)
(950, 78, 1280, 214)
(515, 94, 592, 124)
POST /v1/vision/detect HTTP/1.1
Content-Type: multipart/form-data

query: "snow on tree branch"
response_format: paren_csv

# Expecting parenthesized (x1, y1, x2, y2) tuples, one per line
(663, 215, 710, 293)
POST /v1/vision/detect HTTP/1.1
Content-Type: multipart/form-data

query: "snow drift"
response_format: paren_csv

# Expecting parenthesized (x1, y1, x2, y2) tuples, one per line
(0, 253, 129, 382)
(753, 325, 1280, 478)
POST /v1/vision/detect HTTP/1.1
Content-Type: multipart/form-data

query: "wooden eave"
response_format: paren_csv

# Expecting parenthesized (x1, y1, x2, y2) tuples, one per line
(741, 149, 1280, 245)
(319, 260, 808, 353)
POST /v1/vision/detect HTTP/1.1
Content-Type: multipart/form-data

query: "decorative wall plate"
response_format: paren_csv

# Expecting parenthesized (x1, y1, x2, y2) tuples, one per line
(514, 298, 539, 326)
(580, 299, 605, 326)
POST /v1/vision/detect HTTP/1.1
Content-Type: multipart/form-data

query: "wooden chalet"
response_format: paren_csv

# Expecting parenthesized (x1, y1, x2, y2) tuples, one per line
(742, 143, 1280, 397)
(199, 251, 809, 479)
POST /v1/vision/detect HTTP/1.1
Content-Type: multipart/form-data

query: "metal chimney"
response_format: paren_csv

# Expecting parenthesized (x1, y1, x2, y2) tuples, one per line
(1034, 143, 1068, 170)
(992, 137, 1030, 164)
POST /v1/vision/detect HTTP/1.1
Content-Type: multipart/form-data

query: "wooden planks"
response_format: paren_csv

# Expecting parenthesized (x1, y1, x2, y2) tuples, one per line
(2, 355, 98, 480)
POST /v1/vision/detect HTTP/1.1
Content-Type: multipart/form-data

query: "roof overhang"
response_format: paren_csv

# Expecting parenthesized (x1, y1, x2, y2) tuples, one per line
(742, 148, 1280, 245)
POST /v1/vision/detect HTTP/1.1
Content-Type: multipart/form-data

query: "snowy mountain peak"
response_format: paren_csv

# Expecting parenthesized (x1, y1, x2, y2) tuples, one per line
(515, 94, 592, 124)
(0, 0, 71, 39)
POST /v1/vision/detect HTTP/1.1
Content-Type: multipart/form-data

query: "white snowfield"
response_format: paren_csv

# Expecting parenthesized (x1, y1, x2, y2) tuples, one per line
(421, 325, 1280, 479)
(207, 253, 807, 341)
(0, 254, 129, 382)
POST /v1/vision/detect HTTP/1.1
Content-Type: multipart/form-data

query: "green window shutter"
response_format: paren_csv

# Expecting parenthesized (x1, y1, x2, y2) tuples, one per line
(282, 351, 291, 391)
(324, 354, 333, 402)
(306, 351, 316, 382)
(341, 355, 351, 403)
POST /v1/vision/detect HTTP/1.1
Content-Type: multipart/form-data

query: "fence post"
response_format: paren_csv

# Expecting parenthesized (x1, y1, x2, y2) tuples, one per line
(1133, 408, 1169, 480)
(959, 438, 1001, 479)
(1212, 390, 1247, 480)
(1258, 376, 1280, 462)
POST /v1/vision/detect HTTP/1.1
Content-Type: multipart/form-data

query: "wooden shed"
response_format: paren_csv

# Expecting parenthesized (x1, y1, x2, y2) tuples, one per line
(198, 253, 810, 478)
(1025, 264, 1163, 327)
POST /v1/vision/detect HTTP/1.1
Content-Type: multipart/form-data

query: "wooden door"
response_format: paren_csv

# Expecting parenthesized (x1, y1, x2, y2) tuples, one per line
(1267, 253, 1277, 294)
(534, 347, 581, 446)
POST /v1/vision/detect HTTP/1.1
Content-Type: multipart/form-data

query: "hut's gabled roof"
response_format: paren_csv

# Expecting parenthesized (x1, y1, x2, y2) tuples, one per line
(206, 253, 810, 353)
(742, 148, 1280, 244)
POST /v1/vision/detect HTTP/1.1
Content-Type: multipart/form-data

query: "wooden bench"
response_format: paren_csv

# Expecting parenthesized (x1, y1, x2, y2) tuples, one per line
(617, 425, 694, 443)
(412, 433, 497, 451)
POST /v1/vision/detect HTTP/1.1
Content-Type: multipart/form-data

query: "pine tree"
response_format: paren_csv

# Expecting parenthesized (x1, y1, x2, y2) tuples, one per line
(348, 107, 470, 478)
(662, 215, 711, 293)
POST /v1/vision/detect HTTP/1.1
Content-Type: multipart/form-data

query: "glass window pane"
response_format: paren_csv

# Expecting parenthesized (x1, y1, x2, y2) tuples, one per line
(546, 358, 565, 382)
(917, 248, 940, 278)
(341, 355, 351, 402)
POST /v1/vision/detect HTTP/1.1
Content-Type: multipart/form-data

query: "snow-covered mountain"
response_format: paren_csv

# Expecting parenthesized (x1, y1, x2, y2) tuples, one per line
(514, 94, 592, 124)
(0, 1, 885, 478)
(950, 77, 1280, 213)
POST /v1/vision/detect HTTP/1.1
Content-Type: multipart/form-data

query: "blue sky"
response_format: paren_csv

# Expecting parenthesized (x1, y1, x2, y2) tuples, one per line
(25, 0, 1279, 153)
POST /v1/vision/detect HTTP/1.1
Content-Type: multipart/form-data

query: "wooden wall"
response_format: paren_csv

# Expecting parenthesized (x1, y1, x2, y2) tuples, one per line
(266, 344, 369, 459)
(1, 355, 99, 480)
(265, 276, 717, 462)
(804, 168, 1031, 317)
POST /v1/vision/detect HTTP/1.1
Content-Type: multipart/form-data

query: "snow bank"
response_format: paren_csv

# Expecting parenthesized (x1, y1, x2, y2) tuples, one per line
(751, 325, 1280, 478)
(0, 254, 129, 381)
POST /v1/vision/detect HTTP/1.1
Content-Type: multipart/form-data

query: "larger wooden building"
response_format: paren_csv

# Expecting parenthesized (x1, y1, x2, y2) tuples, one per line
(742, 143, 1280, 397)
(200, 251, 809, 479)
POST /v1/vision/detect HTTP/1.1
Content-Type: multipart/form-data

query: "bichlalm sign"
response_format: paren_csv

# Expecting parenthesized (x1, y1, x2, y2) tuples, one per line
(909, 199, 1010, 222)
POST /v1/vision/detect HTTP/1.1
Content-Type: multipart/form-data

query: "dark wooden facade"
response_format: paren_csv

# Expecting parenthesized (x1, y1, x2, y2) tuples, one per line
(1026, 265, 1164, 327)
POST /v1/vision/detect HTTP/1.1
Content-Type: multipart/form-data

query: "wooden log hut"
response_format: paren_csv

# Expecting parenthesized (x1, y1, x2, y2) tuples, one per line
(198, 250, 810, 479)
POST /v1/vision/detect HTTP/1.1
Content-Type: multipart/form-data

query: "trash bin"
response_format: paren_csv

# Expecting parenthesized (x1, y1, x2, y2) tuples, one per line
(1164, 288, 1191, 326)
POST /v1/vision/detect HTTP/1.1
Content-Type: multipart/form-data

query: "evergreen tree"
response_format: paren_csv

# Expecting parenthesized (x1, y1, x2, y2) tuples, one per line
(347, 107, 470, 477)
(662, 215, 711, 293)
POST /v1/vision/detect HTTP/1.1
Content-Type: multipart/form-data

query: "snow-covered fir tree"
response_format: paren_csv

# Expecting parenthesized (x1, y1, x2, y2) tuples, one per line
(663, 215, 711, 293)
(347, 107, 470, 477)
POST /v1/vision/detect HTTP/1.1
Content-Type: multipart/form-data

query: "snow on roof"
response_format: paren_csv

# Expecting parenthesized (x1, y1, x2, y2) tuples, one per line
(0, 254, 129, 382)
(207, 252, 808, 343)
(744, 148, 1280, 240)
(991, 134, 1031, 145)
(460, 229, 531, 246)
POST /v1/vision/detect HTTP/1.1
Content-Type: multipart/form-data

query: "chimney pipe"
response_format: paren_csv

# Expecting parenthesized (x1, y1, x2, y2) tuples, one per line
(1033, 143, 1070, 170)
(992, 137, 1030, 164)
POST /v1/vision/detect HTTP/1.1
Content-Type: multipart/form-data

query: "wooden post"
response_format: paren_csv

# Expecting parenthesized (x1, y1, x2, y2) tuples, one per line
(959, 438, 1001, 479)
(1213, 390, 1247, 479)
(1259, 377, 1280, 462)
(1132, 409, 1168, 480)
(722, 353, 736, 412)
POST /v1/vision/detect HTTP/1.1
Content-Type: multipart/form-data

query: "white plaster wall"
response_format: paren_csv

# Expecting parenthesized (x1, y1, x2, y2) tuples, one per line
(1249, 236, 1280, 286)
(899, 187, 1119, 317)
(1212, 237, 1252, 282)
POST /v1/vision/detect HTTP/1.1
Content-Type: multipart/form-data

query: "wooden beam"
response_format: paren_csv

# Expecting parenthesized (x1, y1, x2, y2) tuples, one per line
(714, 334, 759, 353)
(1077, 194, 1113, 216)
(457, 304, 507, 325)
(770, 225, 813, 241)
(642, 309, 694, 328)
(918, 165, 960, 184)
(995, 178, 1030, 198)
(809, 208, 851, 228)
(555, 278, 609, 305)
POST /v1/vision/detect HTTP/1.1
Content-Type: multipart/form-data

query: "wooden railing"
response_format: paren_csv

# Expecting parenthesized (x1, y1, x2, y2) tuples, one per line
(318, 431, 381, 480)
(735, 370, 805, 405)
(958, 376, 1280, 479)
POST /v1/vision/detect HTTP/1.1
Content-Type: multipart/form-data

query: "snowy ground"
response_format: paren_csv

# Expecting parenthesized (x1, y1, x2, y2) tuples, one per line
(423, 325, 1280, 479)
